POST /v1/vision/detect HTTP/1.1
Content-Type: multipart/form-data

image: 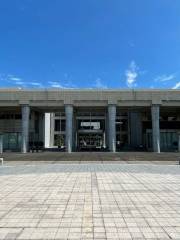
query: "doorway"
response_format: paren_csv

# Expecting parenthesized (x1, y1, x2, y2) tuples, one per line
(78, 132, 104, 151)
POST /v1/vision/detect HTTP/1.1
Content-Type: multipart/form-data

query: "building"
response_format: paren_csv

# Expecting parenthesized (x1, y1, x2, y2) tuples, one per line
(0, 88, 180, 153)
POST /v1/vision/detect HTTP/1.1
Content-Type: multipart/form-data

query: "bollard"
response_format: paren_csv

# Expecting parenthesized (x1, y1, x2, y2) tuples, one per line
(0, 157, 3, 166)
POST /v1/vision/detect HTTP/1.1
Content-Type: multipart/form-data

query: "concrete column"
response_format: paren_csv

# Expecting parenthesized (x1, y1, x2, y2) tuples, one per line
(103, 131, 106, 148)
(21, 105, 30, 153)
(0, 134, 3, 154)
(65, 105, 73, 153)
(105, 110, 109, 149)
(50, 113, 55, 147)
(45, 113, 51, 148)
(129, 111, 142, 148)
(42, 113, 45, 146)
(38, 113, 44, 142)
(151, 105, 160, 153)
(108, 104, 116, 152)
(72, 111, 76, 151)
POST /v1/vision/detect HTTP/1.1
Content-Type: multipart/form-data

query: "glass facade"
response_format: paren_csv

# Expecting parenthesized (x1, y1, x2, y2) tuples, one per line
(52, 113, 66, 148)
(116, 114, 129, 150)
(1, 108, 180, 152)
(76, 111, 106, 150)
(146, 131, 178, 151)
(143, 111, 180, 151)
(54, 119, 66, 132)
(78, 133, 104, 150)
(3, 133, 21, 151)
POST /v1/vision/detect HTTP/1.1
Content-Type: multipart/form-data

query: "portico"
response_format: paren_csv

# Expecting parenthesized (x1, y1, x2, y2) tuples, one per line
(0, 89, 179, 153)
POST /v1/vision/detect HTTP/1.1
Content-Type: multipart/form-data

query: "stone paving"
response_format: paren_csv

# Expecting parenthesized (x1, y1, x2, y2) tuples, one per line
(0, 163, 180, 239)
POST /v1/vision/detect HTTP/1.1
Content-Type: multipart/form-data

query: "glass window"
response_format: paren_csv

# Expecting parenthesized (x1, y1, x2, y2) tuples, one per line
(3, 133, 21, 151)
(61, 120, 65, 131)
(55, 120, 60, 131)
(15, 114, 21, 119)
(55, 119, 66, 131)
(55, 112, 65, 117)
(116, 119, 128, 131)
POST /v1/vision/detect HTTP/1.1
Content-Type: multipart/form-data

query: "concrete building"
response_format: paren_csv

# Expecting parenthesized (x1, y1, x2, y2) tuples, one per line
(0, 88, 180, 153)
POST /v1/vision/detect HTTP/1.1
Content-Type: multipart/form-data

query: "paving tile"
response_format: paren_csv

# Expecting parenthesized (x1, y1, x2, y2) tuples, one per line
(0, 162, 180, 239)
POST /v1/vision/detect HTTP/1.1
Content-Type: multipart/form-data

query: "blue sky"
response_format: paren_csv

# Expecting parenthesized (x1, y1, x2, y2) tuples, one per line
(0, 0, 180, 89)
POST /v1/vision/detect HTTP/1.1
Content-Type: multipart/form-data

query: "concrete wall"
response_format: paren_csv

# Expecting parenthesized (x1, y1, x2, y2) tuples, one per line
(0, 89, 180, 107)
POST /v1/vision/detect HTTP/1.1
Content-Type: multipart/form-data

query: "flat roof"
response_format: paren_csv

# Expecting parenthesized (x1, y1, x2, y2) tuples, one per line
(0, 88, 180, 92)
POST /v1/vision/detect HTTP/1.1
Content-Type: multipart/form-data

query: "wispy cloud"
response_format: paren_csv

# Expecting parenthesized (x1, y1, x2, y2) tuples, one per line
(172, 81, 180, 89)
(125, 61, 138, 88)
(0, 73, 78, 89)
(48, 80, 77, 89)
(94, 78, 107, 89)
(48, 81, 64, 88)
(154, 74, 176, 82)
(8, 75, 44, 88)
(63, 81, 77, 88)
(63, 73, 77, 88)
(6, 75, 26, 86)
(30, 82, 43, 87)
(14, 81, 25, 85)
(9, 77, 22, 81)
(0, 73, 45, 88)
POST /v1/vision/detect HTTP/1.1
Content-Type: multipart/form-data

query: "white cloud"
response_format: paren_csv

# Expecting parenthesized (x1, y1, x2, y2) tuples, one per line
(30, 82, 43, 87)
(48, 81, 64, 88)
(1, 74, 44, 88)
(125, 61, 138, 88)
(9, 77, 22, 81)
(154, 74, 175, 82)
(64, 81, 77, 88)
(94, 78, 107, 89)
(172, 82, 180, 89)
(4, 75, 26, 86)
(8, 75, 43, 88)
(48, 80, 77, 89)
(51, 84, 63, 88)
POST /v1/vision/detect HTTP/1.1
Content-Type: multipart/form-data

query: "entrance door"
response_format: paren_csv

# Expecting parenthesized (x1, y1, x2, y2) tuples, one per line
(78, 133, 103, 151)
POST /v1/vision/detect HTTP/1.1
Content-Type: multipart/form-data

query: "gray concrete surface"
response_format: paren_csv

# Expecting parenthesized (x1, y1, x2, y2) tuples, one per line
(0, 161, 180, 239)
(1, 152, 180, 165)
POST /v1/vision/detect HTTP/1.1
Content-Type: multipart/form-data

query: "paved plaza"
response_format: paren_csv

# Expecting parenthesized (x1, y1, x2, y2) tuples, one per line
(0, 161, 180, 239)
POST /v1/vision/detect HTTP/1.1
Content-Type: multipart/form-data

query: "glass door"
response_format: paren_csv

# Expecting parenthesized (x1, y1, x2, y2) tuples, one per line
(78, 133, 103, 150)
(3, 133, 21, 151)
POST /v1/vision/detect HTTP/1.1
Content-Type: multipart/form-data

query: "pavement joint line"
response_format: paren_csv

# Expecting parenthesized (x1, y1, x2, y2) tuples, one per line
(0, 161, 180, 240)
